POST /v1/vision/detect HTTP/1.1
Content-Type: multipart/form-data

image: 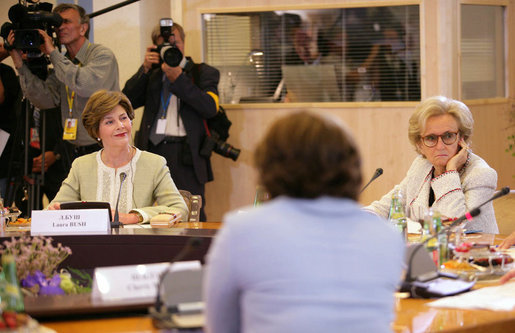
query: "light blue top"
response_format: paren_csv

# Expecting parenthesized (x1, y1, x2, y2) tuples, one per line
(204, 196, 404, 333)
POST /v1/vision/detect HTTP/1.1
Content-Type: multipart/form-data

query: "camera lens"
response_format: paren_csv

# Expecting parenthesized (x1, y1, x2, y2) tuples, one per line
(214, 142, 240, 161)
(161, 45, 183, 67)
(18, 30, 41, 50)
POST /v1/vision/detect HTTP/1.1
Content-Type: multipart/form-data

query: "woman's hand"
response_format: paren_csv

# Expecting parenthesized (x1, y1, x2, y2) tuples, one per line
(116, 212, 141, 225)
(500, 269, 515, 284)
(499, 231, 515, 250)
(47, 202, 61, 210)
(446, 139, 469, 172)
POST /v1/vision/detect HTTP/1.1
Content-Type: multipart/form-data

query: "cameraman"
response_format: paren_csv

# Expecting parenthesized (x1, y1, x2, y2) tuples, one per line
(7, 3, 119, 167)
(123, 21, 220, 221)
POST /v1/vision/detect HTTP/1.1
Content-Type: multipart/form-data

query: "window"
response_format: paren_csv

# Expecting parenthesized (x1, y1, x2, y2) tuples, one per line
(461, 5, 505, 99)
(202, 5, 420, 103)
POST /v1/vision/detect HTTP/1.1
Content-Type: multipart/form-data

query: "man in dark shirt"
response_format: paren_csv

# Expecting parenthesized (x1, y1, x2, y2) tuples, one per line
(123, 21, 220, 221)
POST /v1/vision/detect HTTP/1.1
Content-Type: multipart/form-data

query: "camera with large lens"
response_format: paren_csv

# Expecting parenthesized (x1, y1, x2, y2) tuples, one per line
(199, 107, 240, 161)
(1, 1, 63, 52)
(200, 131, 240, 162)
(152, 18, 183, 68)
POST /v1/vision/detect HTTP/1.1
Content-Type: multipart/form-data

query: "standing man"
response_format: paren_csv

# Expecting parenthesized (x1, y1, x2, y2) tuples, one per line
(123, 21, 220, 221)
(0, 44, 21, 199)
(7, 3, 119, 169)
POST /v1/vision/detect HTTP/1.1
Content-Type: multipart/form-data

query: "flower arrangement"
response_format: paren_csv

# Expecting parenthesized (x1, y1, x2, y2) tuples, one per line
(0, 236, 91, 296)
(0, 236, 71, 281)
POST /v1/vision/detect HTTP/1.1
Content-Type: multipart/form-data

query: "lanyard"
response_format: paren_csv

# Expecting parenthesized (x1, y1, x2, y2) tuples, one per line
(65, 86, 75, 118)
(160, 91, 172, 119)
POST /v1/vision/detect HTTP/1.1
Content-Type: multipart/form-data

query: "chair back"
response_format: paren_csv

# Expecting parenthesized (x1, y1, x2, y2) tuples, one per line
(179, 190, 202, 222)
(493, 189, 515, 234)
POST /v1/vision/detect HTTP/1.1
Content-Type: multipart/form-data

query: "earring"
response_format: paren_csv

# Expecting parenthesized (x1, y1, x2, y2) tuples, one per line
(97, 138, 101, 142)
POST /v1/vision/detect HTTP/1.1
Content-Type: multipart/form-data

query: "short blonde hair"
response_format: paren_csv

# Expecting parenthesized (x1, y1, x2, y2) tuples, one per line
(254, 111, 362, 200)
(408, 96, 474, 154)
(82, 90, 135, 144)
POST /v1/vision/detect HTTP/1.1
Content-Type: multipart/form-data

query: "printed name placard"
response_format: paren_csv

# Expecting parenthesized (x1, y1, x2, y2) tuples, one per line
(91, 261, 202, 304)
(31, 209, 110, 236)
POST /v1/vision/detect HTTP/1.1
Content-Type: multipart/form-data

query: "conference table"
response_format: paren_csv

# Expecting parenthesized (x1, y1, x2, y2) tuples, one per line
(4, 224, 515, 332)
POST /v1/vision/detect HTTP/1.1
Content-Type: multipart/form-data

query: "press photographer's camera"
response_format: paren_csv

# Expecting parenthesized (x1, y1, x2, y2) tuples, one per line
(1, 1, 62, 52)
(152, 18, 183, 68)
(200, 131, 240, 161)
(200, 107, 240, 161)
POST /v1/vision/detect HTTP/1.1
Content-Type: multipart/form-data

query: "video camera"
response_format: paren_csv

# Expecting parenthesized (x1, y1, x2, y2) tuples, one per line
(1, 1, 62, 53)
(152, 18, 183, 68)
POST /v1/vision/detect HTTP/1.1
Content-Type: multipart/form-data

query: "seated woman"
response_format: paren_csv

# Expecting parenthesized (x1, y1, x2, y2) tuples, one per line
(48, 90, 188, 224)
(204, 111, 404, 333)
(365, 96, 498, 233)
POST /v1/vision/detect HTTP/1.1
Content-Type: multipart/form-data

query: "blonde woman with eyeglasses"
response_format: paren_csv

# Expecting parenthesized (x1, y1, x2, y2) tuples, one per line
(365, 96, 499, 234)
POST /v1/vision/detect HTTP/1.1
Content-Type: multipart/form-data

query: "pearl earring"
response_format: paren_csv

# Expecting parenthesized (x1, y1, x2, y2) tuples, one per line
(97, 138, 101, 141)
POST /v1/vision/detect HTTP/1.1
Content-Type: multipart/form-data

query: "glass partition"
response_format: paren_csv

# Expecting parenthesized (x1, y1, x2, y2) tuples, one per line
(461, 5, 506, 99)
(202, 5, 420, 103)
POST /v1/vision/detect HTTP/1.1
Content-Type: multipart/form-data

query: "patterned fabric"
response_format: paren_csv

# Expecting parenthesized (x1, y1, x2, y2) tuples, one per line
(364, 152, 499, 234)
(95, 149, 140, 214)
(50, 149, 188, 222)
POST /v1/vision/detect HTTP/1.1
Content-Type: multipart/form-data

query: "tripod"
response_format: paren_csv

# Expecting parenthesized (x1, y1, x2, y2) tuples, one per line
(6, 98, 69, 216)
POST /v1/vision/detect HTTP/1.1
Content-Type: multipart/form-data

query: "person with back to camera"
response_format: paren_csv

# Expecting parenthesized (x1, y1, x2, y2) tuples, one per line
(203, 111, 404, 333)
(364, 96, 499, 234)
(7, 3, 119, 167)
(47, 90, 188, 225)
(123, 20, 219, 222)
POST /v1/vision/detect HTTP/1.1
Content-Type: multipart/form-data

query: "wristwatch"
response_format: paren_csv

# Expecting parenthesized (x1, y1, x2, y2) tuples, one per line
(131, 210, 144, 223)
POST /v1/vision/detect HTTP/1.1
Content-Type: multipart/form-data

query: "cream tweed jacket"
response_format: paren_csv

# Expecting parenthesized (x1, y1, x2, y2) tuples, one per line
(50, 149, 188, 223)
(365, 153, 499, 234)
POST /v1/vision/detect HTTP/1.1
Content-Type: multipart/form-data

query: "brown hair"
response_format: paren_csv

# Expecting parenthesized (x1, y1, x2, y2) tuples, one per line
(408, 96, 474, 154)
(53, 3, 90, 39)
(151, 21, 185, 45)
(82, 90, 135, 144)
(254, 111, 362, 200)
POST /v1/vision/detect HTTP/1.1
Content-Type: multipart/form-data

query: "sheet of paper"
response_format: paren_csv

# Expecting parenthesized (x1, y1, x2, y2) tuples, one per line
(407, 218, 422, 234)
(428, 281, 515, 311)
(0, 128, 10, 157)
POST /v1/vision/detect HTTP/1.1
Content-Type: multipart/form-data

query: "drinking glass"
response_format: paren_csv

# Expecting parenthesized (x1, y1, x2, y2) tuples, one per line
(253, 186, 270, 207)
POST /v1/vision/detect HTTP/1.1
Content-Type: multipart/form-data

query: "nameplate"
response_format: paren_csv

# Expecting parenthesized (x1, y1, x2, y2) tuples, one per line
(31, 209, 110, 236)
(91, 261, 201, 304)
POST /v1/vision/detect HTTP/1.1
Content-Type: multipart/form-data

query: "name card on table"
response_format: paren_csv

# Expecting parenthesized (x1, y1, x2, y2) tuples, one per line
(91, 261, 201, 304)
(31, 209, 110, 236)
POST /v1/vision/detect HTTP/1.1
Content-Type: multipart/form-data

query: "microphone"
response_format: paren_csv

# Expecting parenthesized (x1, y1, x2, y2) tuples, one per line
(400, 208, 481, 296)
(478, 186, 510, 207)
(442, 186, 508, 231)
(360, 168, 383, 194)
(111, 172, 127, 228)
(153, 237, 204, 311)
(400, 187, 510, 297)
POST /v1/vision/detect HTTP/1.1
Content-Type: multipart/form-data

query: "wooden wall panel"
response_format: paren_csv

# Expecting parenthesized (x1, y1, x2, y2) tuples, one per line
(205, 104, 420, 221)
(192, 0, 514, 221)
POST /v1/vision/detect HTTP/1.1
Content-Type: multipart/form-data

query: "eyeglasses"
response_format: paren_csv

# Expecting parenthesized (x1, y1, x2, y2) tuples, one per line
(421, 131, 459, 147)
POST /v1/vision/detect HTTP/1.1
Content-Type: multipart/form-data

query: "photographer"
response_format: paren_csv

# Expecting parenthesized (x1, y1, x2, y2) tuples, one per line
(7, 3, 119, 168)
(123, 20, 220, 221)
